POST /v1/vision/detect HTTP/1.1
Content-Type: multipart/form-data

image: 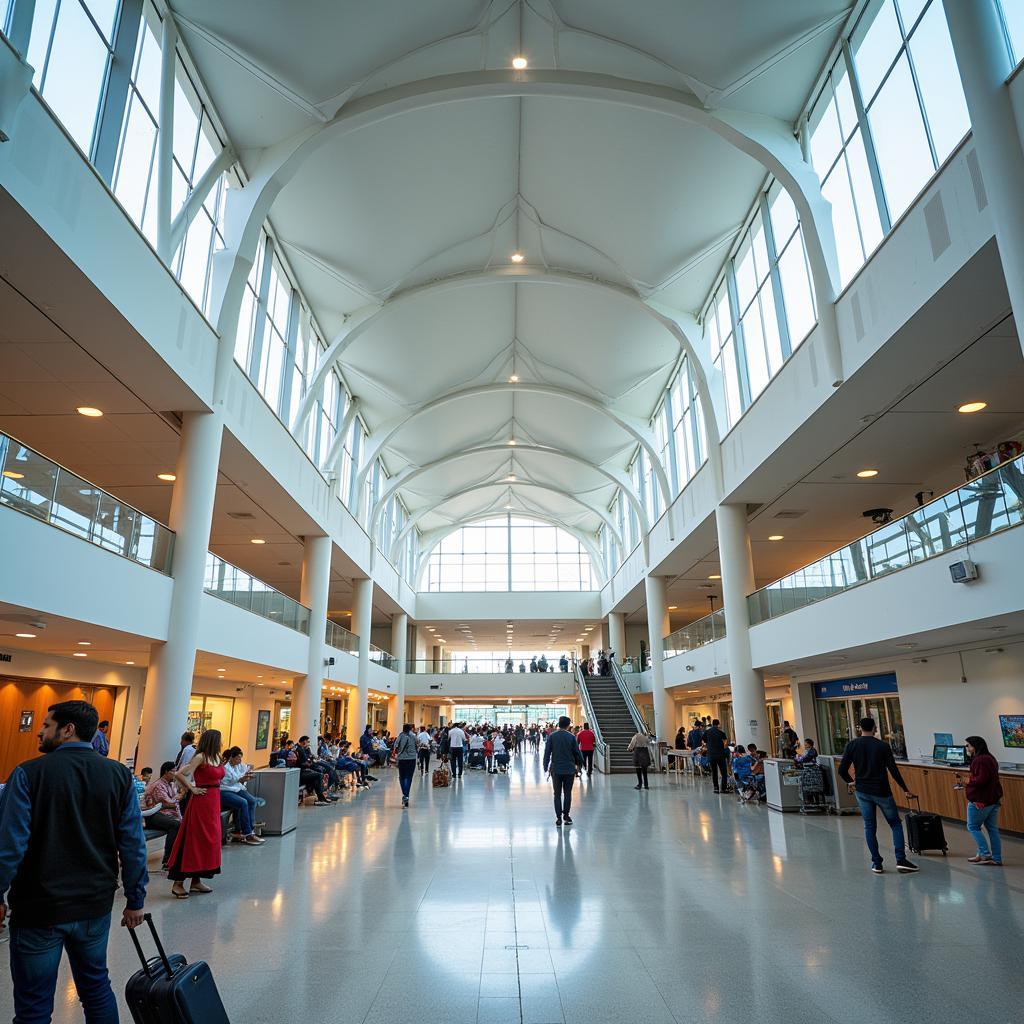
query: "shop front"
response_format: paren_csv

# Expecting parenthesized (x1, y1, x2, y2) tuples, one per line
(812, 673, 905, 757)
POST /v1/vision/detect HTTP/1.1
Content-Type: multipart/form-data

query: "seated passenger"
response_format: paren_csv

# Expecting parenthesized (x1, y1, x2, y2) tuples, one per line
(796, 738, 819, 764)
(221, 747, 267, 843)
(142, 761, 183, 869)
(731, 746, 755, 800)
(271, 740, 297, 767)
(293, 735, 336, 805)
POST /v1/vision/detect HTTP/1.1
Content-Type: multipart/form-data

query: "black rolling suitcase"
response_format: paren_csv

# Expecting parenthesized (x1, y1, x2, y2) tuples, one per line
(904, 795, 948, 855)
(126, 914, 230, 1023)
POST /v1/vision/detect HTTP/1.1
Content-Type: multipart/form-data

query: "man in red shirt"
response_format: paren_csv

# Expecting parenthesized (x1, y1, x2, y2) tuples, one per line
(577, 723, 597, 777)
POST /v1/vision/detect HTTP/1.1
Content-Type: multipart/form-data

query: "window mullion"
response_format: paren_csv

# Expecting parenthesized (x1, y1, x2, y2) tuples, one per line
(279, 289, 300, 421)
(92, 0, 143, 180)
(842, 38, 892, 233)
(724, 263, 752, 410)
(757, 191, 792, 360)
(248, 235, 274, 383)
(898, 6, 940, 171)
(663, 389, 680, 494)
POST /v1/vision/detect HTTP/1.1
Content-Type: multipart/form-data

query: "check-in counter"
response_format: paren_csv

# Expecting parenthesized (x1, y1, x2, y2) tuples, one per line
(893, 760, 1024, 835)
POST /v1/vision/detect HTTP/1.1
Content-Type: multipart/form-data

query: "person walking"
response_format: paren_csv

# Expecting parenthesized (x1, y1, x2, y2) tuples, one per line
(960, 735, 1003, 865)
(577, 723, 597, 777)
(0, 699, 148, 1022)
(543, 716, 584, 827)
(704, 719, 730, 793)
(416, 725, 433, 775)
(448, 723, 467, 778)
(167, 729, 226, 898)
(627, 730, 653, 790)
(838, 717, 919, 875)
(394, 724, 418, 807)
(90, 719, 110, 757)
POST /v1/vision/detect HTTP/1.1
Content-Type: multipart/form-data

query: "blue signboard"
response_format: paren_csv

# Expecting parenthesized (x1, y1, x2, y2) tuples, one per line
(812, 673, 898, 699)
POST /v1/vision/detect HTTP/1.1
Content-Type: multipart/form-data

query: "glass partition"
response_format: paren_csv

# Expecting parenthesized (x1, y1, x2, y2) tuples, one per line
(203, 553, 310, 634)
(369, 644, 396, 671)
(407, 656, 578, 674)
(0, 432, 174, 573)
(748, 454, 1024, 624)
(325, 619, 359, 653)
(663, 608, 727, 660)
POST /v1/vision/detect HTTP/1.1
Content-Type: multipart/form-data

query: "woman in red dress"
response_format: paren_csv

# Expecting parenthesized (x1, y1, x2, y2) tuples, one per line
(167, 729, 225, 899)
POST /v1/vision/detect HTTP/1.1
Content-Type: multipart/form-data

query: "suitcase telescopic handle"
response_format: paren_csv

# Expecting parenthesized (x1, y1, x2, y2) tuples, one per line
(128, 912, 176, 977)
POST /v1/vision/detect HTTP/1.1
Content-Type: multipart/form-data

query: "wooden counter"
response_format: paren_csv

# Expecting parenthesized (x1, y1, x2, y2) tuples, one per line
(893, 760, 1024, 834)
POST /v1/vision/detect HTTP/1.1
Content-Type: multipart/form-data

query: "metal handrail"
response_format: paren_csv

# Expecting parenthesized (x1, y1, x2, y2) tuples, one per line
(663, 607, 726, 659)
(204, 552, 310, 634)
(575, 666, 609, 770)
(325, 619, 359, 653)
(610, 659, 651, 736)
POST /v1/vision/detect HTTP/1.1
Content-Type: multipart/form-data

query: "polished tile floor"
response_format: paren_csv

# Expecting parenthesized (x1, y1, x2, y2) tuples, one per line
(2, 752, 1023, 1023)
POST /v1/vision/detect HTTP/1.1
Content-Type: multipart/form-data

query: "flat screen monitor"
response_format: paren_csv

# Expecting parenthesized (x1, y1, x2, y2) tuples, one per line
(999, 714, 1024, 749)
(932, 744, 948, 763)
(944, 746, 967, 766)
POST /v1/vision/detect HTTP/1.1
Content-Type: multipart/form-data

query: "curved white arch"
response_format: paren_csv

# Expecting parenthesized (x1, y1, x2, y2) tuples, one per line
(388, 480, 625, 561)
(370, 442, 649, 543)
(414, 514, 607, 591)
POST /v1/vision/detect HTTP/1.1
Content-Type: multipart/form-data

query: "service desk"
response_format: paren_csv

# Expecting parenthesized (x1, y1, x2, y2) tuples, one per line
(893, 760, 1024, 834)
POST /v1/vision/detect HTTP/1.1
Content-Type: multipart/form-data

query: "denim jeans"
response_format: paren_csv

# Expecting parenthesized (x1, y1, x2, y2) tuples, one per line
(855, 792, 905, 866)
(220, 788, 253, 834)
(10, 915, 118, 1024)
(450, 748, 465, 777)
(397, 758, 416, 798)
(552, 773, 575, 818)
(966, 802, 1002, 861)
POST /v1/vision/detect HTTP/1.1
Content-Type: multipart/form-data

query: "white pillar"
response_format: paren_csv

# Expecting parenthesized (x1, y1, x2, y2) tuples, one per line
(643, 575, 675, 744)
(346, 578, 373, 740)
(716, 503, 768, 747)
(943, 0, 1024, 359)
(291, 535, 332, 744)
(137, 411, 222, 772)
(608, 611, 625, 663)
(388, 612, 408, 731)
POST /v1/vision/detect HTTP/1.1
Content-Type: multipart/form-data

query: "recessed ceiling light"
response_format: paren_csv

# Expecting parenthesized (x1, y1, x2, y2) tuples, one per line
(15, 632, 36, 638)
(510, 252, 525, 264)
(76, 406, 103, 417)
(73, 652, 87, 657)
(958, 401, 987, 414)
(77, 641, 92, 646)
(668, 605, 678, 611)
(125, 660, 135, 665)
(708, 574, 721, 580)
(2, 470, 24, 479)
(250, 538, 266, 544)
(157, 473, 176, 482)
(512, 56, 528, 69)
(856, 469, 879, 478)
(768, 535, 784, 541)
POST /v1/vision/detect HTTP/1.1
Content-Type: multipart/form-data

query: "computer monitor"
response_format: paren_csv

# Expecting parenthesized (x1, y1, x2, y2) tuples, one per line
(944, 745, 967, 766)
(932, 744, 948, 763)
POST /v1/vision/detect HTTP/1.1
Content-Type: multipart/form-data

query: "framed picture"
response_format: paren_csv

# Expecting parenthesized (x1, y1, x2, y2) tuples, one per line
(999, 715, 1024, 749)
(255, 709, 271, 750)
(19, 710, 33, 732)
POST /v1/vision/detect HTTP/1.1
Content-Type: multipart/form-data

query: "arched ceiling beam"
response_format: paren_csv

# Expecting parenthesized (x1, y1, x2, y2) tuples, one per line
(208, 68, 843, 415)
(369, 442, 649, 547)
(389, 480, 624, 561)
(414, 514, 608, 591)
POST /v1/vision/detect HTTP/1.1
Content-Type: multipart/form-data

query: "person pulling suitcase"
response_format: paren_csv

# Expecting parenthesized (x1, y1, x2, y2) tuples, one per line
(838, 716, 920, 875)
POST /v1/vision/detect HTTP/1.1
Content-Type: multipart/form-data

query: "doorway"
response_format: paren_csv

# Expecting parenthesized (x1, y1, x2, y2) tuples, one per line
(815, 695, 905, 756)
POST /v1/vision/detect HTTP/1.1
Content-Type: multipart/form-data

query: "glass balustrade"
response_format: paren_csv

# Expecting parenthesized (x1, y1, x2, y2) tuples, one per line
(0, 432, 174, 573)
(325, 619, 359, 653)
(369, 644, 397, 671)
(747, 454, 1024, 624)
(663, 608, 727, 660)
(407, 657, 577, 675)
(203, 553, 310, 634)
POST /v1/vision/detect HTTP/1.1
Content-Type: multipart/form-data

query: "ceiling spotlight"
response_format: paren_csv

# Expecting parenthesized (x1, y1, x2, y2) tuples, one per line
(2, 470, 24, 479)
(250, 538, 266, 544)
(504, 504, 514, 510)
(958, 401, 987, 414)
(512, 56, 528, 70)
(76, 406, 103, 418)
(157, 473, 177, 482)
(768, 535, 784, 541)
(73, 652, 88, 657)
(125, 660, 135, 665)
(508, 374, 520, 383)
(77, 641, 91, 646)
(708, 574, 721, 580)
(668, 605, 678, 611)
(505, 474, 517, 482)
(510, 252, 525, 264)
(856, 469, 879, 478)
(507, 438, 517, 446)
(15, 632, 36, 638)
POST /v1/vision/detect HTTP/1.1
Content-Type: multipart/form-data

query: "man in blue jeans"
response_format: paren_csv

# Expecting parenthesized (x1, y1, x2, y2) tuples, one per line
(0, 699, 148, 1022)
(839, 716, 919, 875)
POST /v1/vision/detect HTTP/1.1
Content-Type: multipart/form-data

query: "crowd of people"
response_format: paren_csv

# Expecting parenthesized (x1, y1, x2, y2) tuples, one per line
(503, 654, 573, 673)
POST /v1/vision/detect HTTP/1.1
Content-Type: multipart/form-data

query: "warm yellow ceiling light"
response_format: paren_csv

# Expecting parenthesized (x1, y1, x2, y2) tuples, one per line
(856, 469, 879, 478)
(76, 406, 103, 417)
(126, 660, 135, 665)
(73, 652, 87, 657)
(768, 535, 784, 541)
(708, 574, 721, 580)
(77, 641, 91, 646)
(958, 401, 987, 414)
(15, 632, 36, 638)
(507, 438, 517, 446)
(508, 373, 520, 383)
(2, 470, 24, 479)
(510, 252, 525, 264)
(512, 56, 528, 70)
(250, 538, 266, 544)
(668, 605, 678, 610)
(157, 473, 177, 482)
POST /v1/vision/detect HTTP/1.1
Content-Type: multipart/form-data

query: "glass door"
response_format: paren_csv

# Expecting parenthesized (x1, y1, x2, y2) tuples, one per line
(816, 700, 853, 755)
(766, 702, 783, 754)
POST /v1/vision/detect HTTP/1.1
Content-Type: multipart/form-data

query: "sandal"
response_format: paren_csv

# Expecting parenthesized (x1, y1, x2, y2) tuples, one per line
(189, 883, 213, 894)
(171, 885, 189, 899)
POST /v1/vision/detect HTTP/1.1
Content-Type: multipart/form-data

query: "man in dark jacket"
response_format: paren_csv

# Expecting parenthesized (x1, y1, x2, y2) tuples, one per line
(543, 717, 584, 827)
(0, 700, 148, 1022)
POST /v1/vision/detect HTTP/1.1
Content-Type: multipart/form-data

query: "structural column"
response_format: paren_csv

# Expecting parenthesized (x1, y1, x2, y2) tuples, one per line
(387, 612, 408, 732)
(137, 411, 223, 771)
(291, 535, 332, 745)
(643, 575, 675, 744)
(608, 611, 625, 663)
(943, 0, 1024, 359)
(346, 577, 373, 740)
(715, 503, 769, 747)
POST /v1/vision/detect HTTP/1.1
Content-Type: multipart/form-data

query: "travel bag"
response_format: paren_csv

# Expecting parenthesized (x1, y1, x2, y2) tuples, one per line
(904, 795, 948, 855)
(126, 914, 230, 1024)
(432, 765, 450, 787)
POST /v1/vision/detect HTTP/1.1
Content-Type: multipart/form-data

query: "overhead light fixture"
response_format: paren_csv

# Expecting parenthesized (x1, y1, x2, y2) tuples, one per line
(2, 470, 24, 479)
(512, 56, 528, 69)
(958, 401, 987, 414)
(73, 652, 87, 658)
(510, 252, 525, 264)
(509, 374, 520, 383)
(77, 641, 91, 646)
(507, 438, 517, 446)
(768, 535, 784, 541)
(668, 605, 678, 611)
(125, 660, 135, 665)
(856, 469, 879, 478)
(250, 538, 266, 544)
(15, 632, 36, 638)
(76, 406, 103, 417)
(157, 473, 176, 482)
(708, 574, 721, 580)
(505, 474, 517, 482)
(504, 504, 514, 510)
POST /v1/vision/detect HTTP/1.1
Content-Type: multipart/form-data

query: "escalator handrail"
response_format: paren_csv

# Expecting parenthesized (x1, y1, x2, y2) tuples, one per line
(610, 659, 651, 736)
(575, 667, 608, 760)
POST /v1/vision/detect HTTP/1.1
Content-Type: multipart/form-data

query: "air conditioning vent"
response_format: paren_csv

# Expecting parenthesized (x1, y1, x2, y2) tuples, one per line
(773, 510, 807, 520)
(227, 512, 256, 520)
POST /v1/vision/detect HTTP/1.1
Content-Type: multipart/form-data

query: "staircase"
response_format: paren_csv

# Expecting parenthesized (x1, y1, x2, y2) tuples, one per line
(578, 666, 646, 774)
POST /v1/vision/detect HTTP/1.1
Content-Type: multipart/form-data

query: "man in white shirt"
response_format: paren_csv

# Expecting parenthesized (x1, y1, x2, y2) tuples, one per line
(416, 728, 432, 775)
(448, 724, 467, 778)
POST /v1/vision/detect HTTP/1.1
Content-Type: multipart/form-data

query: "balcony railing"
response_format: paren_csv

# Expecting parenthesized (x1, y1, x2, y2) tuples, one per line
(407, 657, 576, 675)
(204, 553, 310, 634)
(325, 619, 359, 653)
(663, 608, 727, 659)
(0, 432, 174, 573)
(747, 454, 1024, 625)
(369, 643, 397, 671)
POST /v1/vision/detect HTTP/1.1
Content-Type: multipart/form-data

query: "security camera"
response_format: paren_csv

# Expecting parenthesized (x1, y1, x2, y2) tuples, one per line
(685, 665, 695, 671)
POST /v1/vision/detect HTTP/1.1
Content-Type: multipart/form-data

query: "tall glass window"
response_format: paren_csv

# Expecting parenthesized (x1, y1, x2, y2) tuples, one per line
(766, 183, 817, 349)
(1003, 0, 1024, 63)
(670, 358, 706, 487)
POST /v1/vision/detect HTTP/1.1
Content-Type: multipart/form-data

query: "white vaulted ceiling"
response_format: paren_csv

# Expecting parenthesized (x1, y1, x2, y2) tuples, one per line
(171, 0, 853, 543)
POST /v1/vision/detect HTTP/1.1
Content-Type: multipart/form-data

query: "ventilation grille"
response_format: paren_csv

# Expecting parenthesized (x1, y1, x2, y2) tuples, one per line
(773, 509, 808, 520)
(966, 148, 988, 212)
(924, 193, 951, 260)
